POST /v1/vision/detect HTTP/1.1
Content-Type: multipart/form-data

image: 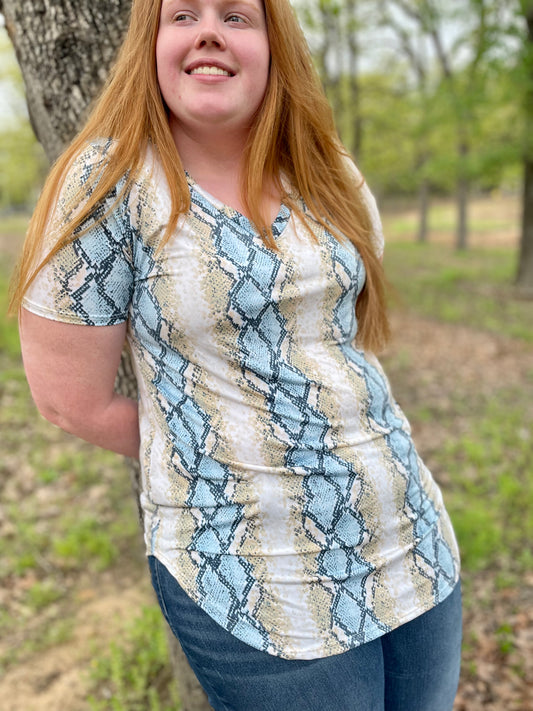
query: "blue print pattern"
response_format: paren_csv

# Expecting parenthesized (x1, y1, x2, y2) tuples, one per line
(24, 142, 460, 659)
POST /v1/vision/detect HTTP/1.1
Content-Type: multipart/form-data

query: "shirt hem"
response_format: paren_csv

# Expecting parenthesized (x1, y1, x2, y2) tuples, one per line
(146, 548, 460, 661)
(22, 298, 128, 326)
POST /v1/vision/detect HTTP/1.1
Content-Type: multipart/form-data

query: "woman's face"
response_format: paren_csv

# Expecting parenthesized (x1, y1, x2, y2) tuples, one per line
(156, 0, 270, 142)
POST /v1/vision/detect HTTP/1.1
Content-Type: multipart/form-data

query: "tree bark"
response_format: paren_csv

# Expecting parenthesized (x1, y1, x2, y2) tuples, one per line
(2, 1, 212, 708)
(345, 0, 362, 158)
(517, 1, 533, 292)
(517, 152, 533, 293)
(317, 0, 342, 116)
(415, 146, 430, 245)
(455, 139, 469, 251)
(2, 0, 129, 163)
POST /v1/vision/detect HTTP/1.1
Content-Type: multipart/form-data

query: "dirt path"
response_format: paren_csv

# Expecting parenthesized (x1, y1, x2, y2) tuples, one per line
(0, 573, 152, 711)
(384, 310, 533, 458)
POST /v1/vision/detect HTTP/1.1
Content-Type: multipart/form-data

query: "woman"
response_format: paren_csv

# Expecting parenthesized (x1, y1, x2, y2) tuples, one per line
(10, 0, 462, 709)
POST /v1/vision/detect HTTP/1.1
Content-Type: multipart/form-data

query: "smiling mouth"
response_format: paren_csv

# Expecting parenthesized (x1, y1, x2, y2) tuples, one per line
(188, 66, 234, 77)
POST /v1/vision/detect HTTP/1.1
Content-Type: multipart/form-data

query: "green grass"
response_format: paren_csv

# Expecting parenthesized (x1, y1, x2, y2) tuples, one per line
(0, 272, 20, 357)
(0, 212, 30, 237)
(0, 212, 30, 243)
(381, 199, 518, 240)
(88, 606, 180, 711)
(25, 579, 64, 610)
(0, 615, 75, 674)
(52, 516, 119, 571)
(384, 243, 533, 342)
(1, 439, 139, 583)
(437, 390, 533, 574)
(427, 204, 514, 234)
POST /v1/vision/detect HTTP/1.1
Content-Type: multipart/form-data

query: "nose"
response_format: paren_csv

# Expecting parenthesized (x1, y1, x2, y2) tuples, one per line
(194, 17, 227, 50)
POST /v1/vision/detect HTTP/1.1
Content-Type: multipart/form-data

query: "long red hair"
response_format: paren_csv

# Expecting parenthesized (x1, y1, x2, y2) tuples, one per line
(10, 0, 389, 352)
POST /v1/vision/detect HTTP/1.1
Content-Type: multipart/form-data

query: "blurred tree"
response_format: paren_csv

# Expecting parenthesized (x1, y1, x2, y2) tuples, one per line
(0, 125, 46, 210)
(0, 32, 47, 210)
(379, 0, 508, 251)
(375, 2, 435, 242)
(297, 0, 524, 258)
(295, 0, 366, 157)
(517, 0, 533, 290)
(358, 70, 421, 193)
(345, 0, 363, 157)
(0, 0, 211, 707)
(317, 0, 344, 119)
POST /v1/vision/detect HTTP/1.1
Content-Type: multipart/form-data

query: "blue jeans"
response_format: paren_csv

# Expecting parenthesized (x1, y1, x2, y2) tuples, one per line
(148, 556, 462, 711)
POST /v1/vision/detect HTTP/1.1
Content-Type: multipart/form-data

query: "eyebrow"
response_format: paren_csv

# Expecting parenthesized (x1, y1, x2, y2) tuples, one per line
(161, 0, 261, 11)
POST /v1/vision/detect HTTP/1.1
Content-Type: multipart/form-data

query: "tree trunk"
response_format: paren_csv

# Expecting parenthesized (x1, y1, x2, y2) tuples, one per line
(345, 0, 362, 158)
(1, 0, 129, 163)
(517, 156, 533, 293)
(417, 176, 429, 244)
(2, 1, 212, 708)
(456, 176, 469, 251)
(317, 0, 342, 117)
(456, 140, 469, 251)
(516, 1, 533, 293)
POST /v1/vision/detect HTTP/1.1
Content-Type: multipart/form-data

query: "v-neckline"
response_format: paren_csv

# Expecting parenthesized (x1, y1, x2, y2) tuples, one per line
(185, 172, 291, 239)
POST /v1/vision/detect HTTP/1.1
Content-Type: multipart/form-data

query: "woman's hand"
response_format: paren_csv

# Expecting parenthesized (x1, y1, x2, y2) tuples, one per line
(19, 309, 140, 459)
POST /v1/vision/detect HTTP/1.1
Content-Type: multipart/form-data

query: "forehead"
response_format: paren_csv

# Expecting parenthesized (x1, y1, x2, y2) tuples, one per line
(160, 0, 265, 9)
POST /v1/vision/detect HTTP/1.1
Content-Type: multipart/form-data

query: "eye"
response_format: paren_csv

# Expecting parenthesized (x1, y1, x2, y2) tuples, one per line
(173, 12, 195, 22)
(226, 14, 246, 23)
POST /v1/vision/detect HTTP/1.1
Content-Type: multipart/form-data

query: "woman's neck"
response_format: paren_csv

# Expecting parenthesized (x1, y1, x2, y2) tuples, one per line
(171, 121, 281, 222)
(172, 120, 246, 180)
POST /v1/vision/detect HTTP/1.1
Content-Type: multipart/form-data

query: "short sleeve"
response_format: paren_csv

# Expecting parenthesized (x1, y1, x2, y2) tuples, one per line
(343, 156, 385, 260)
(23, 141, 135, 326)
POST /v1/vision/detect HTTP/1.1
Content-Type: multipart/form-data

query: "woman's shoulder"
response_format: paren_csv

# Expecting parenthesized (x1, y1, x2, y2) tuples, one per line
(63, 138, 163, 208)
(68, 137, 119, 180)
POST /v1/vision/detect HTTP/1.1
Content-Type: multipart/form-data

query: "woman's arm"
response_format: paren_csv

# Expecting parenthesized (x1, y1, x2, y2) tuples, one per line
(19, 308, 140, 459)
